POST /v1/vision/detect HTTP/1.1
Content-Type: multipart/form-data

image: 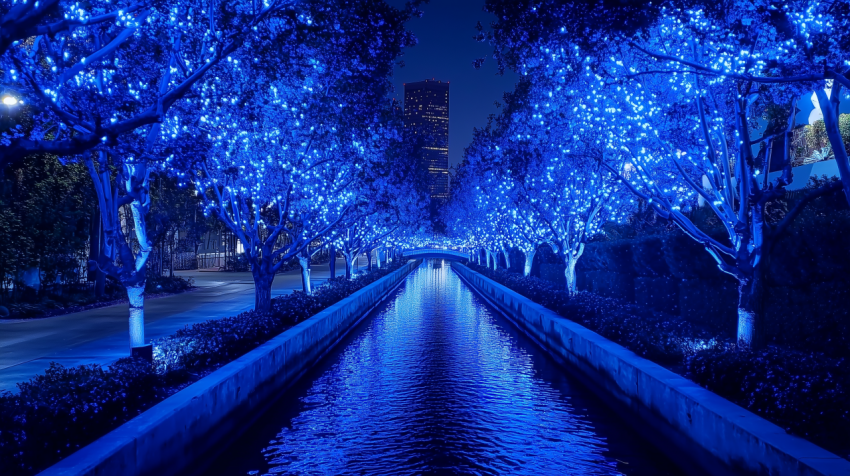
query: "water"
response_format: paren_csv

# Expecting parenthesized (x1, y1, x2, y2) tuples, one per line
(204, 260, 685, 475)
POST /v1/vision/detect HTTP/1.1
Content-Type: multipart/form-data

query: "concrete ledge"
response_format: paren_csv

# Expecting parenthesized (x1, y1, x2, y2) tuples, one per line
(452, 263, 850, 476)
(40, 260, 421, 476)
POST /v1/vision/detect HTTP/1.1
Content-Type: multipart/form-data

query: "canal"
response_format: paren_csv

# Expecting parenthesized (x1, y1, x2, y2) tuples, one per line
(203, 260, 685, 475)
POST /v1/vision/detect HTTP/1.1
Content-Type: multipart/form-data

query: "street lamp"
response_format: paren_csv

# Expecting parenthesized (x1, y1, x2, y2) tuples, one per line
(2, 94, 20, 106)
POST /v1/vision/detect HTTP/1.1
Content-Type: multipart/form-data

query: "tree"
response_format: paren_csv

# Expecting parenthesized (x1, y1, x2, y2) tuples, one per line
(336, 107, 430, 279)
(474, 0, 850, 347)
(0, 154, 94, 296)
(147, 173, 208, 278)
(595, 5, 846, 348)
(460, 106, 554, 275)
(194, 77, 357, 310)
(515, 64, 631, 293)
(192, 0, 416, 309)
(445, 64, 628, 289)
(619, 0, 850, 204)
(0, 0, 301, 166)
(1, 0, 325, 355)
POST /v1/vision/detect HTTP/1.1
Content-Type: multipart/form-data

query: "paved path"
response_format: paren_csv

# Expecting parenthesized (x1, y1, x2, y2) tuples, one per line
(0, 258, 358, 392)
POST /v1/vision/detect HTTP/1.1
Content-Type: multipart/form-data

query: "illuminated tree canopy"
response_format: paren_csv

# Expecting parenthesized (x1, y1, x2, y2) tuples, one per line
(0, 0, 425, 349)
(3, 0, 850, 354)
(441, 0, 850, 349)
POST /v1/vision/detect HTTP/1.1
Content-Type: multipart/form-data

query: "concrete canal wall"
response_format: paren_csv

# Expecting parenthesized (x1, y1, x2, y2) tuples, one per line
(452, 263, 850, 476)
(40, 260, 421, 476)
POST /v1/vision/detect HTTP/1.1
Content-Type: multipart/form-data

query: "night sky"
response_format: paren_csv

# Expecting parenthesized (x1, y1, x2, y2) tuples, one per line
(387, 0, 517, 168)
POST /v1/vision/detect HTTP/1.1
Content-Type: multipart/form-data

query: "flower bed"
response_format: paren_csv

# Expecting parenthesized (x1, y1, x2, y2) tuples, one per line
(466, 263, 850, 458)
(0, 261, 406, 476)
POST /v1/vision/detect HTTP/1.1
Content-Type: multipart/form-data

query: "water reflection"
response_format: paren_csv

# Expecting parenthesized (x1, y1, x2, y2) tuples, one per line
(207, 260, 683, 475)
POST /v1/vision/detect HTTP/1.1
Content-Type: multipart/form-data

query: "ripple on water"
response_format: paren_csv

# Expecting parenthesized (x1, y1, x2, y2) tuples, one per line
(220, 260, 683, 476)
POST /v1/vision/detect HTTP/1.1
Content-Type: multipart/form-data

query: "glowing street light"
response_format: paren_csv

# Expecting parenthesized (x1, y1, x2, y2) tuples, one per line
(2, 94, 20, 106)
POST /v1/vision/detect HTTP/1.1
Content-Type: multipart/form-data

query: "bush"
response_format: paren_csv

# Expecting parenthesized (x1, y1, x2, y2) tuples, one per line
(688, 347, 849, 457)
(145, 274, 194, 295)
(0, 261, 410, 476)
(225, 253, 251, 272)
(0, 359, 170, 476)
(2, 277, 141, 320)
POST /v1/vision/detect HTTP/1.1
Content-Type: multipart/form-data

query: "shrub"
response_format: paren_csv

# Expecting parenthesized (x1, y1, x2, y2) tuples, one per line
(145, 275, 194, 294)
(0, 359, 170, 476)
(688, 347, 849, 457)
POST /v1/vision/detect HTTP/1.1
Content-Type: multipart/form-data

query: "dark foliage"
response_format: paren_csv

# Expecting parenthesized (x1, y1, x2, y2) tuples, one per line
(3, 280, 123, 319)
(689, 347, 849, 457)
(0, 155, 95, 301)
(0, 261, 408, 475)
(0, 359, 171, 476)
(145, 275, 195, 295)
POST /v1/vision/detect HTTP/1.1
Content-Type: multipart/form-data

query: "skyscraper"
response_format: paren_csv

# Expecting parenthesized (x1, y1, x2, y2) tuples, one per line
(403, 79, 449, 205)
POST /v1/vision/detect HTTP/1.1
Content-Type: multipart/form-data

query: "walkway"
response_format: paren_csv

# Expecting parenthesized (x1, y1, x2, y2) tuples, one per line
(0, 259, 354, 392)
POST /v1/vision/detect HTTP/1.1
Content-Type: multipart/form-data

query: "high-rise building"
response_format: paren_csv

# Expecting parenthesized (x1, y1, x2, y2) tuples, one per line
(403, 79, 449, 204)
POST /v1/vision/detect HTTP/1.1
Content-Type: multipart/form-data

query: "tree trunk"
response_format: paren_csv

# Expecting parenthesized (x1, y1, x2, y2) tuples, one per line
(487, 250, 497, 270)
(328, 243, 336, 278)
(367, 251, 373, 271)
(343, 251, 355, 279)
(170, 237, 175, 278)
(736, 271, 764, 349)
(564, 255, 578, 295)
(95, 269, 106, 298)
(524, 249, 536, 277)
(126, 283, 145, 348)
(298, 252, 311, 295)
(126, 177, 152, 350)
(502, 247, 511, 271)
(252, 267, 274, 312)
(376, 247, 383, 268)
(815, 88, 850, 205)
(564, 244, 584, 296)
(90, 203, 106, 298)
